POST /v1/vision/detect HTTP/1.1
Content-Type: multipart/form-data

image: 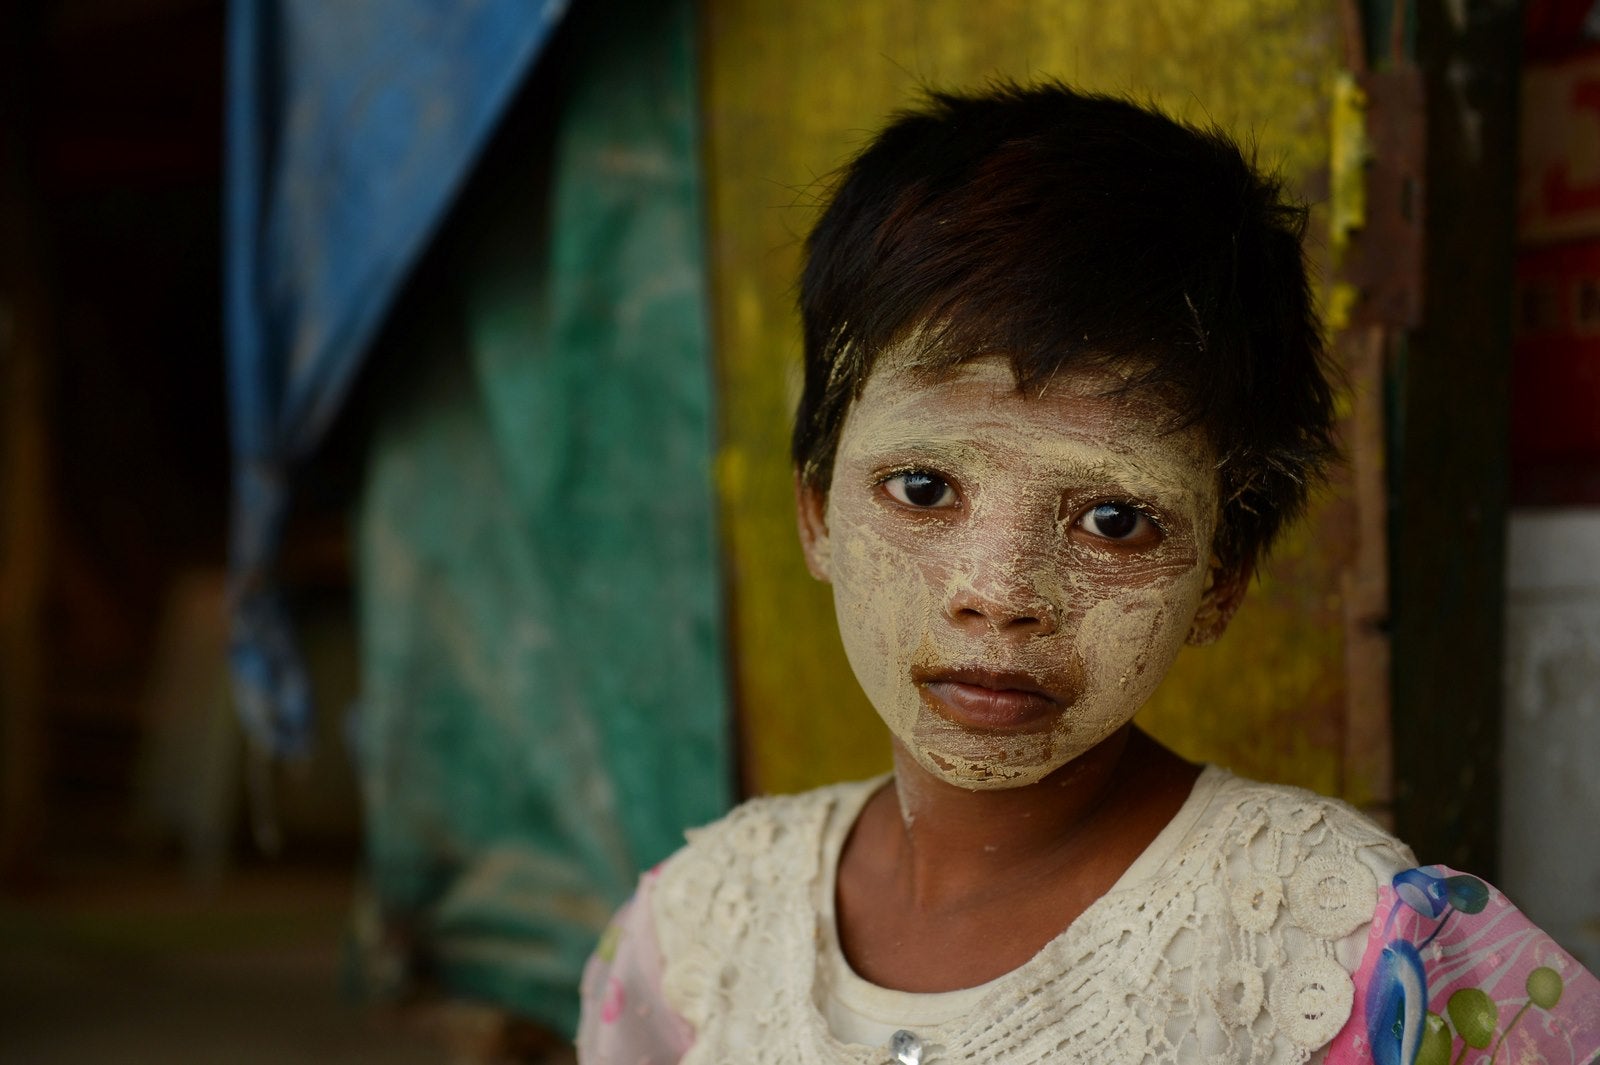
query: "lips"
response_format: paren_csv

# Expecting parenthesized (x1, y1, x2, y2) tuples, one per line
(914, 666, 1063, 732)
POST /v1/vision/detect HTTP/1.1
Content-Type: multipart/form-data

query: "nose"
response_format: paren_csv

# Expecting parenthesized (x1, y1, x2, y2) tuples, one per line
(944, 563, 1059, 637)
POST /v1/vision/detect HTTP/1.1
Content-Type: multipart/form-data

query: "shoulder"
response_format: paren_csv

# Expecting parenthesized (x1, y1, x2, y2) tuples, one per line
(1113, 769, 1420, 1056)
(684, 777, 872, 852)
(650, 777, 880, 953)
(1201, 769, 1418, 884)
(1187, 770, 1416, 954)
(648, 778, 882, 1046)
(1325, 865, 1600, 1064)
(656, 777, 877, 886)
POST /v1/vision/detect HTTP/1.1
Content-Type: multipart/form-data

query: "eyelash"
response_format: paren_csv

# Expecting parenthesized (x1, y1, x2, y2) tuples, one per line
(878, 468, 960, 509)
(1073, 500, 1168, 546)
(1085, 499, 1166, 529)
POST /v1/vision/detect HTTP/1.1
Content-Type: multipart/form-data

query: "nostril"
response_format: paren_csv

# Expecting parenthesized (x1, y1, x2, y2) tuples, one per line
(1006, 612, 1054, 635)
(949, 605, 1054, 634)
(945, 576, 1058, 633)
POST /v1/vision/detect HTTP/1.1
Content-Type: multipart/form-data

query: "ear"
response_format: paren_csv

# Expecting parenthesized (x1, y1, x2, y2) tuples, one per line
(1186, 553, 1251, 646)
(795, 473, 833, 582)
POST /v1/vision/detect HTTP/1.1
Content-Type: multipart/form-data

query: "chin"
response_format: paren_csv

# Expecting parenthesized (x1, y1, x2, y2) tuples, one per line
(908, 740, 1074, 791)
(901, 710, 1134, 791)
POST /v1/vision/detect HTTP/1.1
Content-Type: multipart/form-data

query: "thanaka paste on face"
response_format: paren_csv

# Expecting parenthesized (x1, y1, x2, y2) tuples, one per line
(814, 355, 1221, 791)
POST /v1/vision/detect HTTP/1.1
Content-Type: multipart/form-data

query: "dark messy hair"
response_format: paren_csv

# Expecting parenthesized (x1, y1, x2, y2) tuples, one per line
(792, 82, 1336, 572)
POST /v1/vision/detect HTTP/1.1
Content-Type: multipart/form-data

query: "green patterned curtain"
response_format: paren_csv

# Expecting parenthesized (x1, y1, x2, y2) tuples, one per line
(353, 0, 730, 1036)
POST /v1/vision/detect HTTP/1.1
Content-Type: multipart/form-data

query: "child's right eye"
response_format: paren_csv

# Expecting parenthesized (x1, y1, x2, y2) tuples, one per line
(882, 471, 958, 509)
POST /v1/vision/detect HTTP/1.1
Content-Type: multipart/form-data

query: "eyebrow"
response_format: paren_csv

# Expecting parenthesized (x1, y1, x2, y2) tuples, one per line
(854, 438, 1210, 504)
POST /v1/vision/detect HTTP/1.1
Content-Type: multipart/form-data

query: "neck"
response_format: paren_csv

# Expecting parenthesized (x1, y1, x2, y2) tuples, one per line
(880, 726, 1195, 911)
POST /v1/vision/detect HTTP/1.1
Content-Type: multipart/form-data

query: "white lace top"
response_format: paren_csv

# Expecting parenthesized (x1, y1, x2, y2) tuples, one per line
(817, 767, 1228, 1048)
(627, 766, 1414, 1065)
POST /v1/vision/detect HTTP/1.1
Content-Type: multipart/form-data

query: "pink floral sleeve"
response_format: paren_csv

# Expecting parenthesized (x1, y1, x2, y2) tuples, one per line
(1325, 865, 1600, 1065)
(576, 868, 695, 1065)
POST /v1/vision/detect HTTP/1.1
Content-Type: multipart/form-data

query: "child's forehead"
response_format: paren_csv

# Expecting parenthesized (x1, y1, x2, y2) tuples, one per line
(840, 355, 1219, 498)
(853, 353, 1188, 442)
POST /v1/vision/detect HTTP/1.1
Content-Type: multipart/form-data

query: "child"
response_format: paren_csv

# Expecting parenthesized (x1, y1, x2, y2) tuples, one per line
(577, 83, 1599, 1064)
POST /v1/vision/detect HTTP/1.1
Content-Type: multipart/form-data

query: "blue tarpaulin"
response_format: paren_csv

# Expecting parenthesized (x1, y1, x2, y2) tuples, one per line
(224, 0, 732, 1032)
(224, 0, 568, 755)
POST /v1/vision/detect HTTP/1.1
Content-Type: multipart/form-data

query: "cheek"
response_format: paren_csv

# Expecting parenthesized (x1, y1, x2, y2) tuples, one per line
(831, 529, 938, 647)
(828, 522, 952, 730)
(1072, 569, 1208, 715)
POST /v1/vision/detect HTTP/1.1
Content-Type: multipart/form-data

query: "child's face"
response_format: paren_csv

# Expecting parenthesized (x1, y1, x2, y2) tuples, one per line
(799, 355, 1241, 790)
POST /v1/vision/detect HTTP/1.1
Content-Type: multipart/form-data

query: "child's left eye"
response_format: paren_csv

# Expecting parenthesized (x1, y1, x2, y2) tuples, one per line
(1075, 503, 1162, 546)
(882, 471, 958, 508)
